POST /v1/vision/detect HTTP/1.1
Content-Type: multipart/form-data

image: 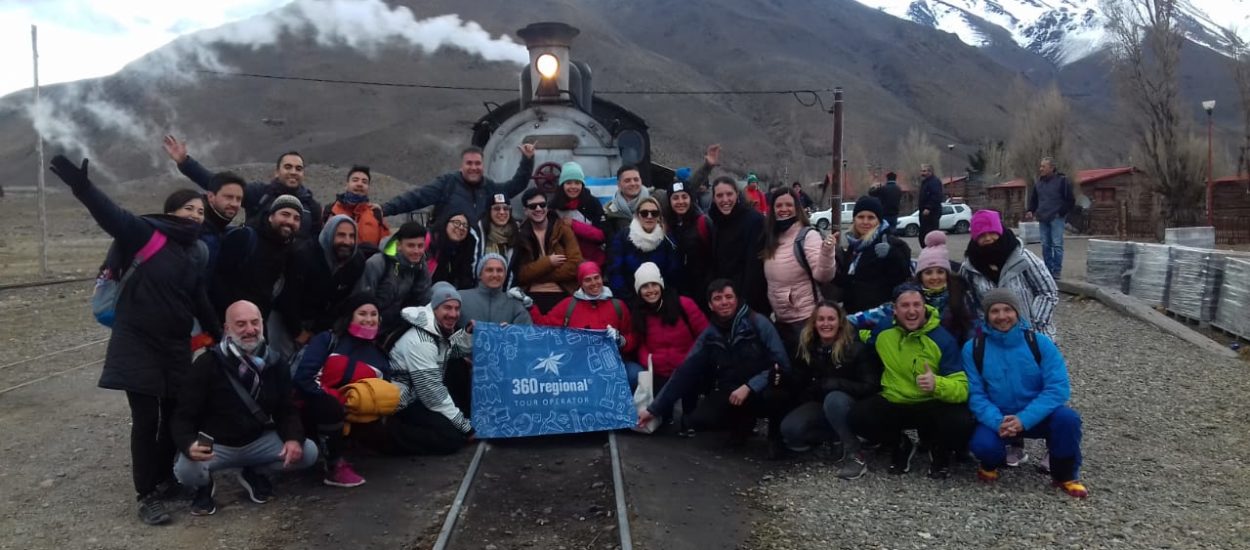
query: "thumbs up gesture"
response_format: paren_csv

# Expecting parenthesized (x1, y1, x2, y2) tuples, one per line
(916, 362, 936, 393)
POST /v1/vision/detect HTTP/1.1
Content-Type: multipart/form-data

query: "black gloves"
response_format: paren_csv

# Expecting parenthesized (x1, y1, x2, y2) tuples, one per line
(49, 155, 91, 191)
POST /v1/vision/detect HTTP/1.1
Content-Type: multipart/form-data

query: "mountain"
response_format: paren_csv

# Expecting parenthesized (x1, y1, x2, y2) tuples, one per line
(854, 0, 1250, 65)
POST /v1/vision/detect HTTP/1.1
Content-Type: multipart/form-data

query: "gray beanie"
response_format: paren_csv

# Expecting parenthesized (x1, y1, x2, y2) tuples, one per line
(982, 288, 1021, 316)
(269, 194, 303, 216)
(430, 281, 462, 309)
(477, 253, 508, 277)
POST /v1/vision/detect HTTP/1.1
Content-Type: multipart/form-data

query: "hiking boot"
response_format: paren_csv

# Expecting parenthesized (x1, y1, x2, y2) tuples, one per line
(137, 492, 172, 526)
(1055, 479, 1089, 499)
(1006, 444, 1028, 467)
(189, 481, 216, 516)
(836, 452, 868, 480)
(927, 451, 952, 479)
(324, 459, 366, 488)
(238, 468, 273, 504)
(889, 438, 917, 475)
(977, 467, 1000, 483)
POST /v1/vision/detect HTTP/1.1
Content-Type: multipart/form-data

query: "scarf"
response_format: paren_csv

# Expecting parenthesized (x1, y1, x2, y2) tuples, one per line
(221, 337, 269, 397)
(774, 216, 799, 234)
(967, 229, 1019, 285)
(486, 222, 516, 253)
(923, 286, 950, 313)
(611, 187, 651, 218)
(627, 218, 666, 252)
(844, 220, 890, 275)
(338, 191, 370, 206)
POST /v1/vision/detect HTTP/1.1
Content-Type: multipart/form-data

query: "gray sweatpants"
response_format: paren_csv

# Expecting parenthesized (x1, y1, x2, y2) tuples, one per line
(173, 431, 319, 488)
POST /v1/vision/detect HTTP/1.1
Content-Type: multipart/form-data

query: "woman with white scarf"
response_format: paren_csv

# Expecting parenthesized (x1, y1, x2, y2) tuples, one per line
(605, 196, 681, 302)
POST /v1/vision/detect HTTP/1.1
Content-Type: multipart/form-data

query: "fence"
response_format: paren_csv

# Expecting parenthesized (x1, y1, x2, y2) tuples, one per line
(1079, 206, 1250, 244)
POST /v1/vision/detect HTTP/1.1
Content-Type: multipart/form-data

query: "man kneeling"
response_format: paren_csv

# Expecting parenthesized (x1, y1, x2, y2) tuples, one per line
(172, 301, 319, 516)
(965, 289, 1087, 498)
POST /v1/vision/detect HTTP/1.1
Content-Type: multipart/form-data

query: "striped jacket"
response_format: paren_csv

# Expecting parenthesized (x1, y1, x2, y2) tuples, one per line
(389, 305, 473, 433)
(960, 244, 1059, 340)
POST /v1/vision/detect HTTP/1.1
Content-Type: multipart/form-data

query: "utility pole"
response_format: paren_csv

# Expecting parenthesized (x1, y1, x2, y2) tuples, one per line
(33, 25, 49, 279)
(830, 87, 843, 235)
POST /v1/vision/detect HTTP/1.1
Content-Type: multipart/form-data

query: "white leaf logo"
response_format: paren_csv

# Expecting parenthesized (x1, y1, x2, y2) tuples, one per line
(532, 352, 565, 375)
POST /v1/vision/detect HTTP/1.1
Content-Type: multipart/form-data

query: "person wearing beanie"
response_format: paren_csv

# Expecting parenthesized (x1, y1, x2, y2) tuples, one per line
(512, 188, 584, 314)
(381, 143, 536, 235)
(665, 168, 712, 305)
(163, 136, 322, 237)
(356, 221, 434, 335)
(472, 193, 520, 280)
(869, 172, 902, 231)
(762, 188, 837, 357)
(961, 209, 1057, 340)
(917, 163, 944, 248)
(322, 165, 390, 249)
(292, 292, 391, 489)
(848, 283, 974, 479)
(964, 284, 1087, 498)
(743, 173, 768, 215)
(604, 164, 654, 237)
(625, 262, 710, 431)
(605, 196, 681, 302)
(387, 281, 476, 455)
(834, 195, 912, 314)
(550, 160, 609, 267)
(460, 253, 532, 326)
(531, 261, 637, 381)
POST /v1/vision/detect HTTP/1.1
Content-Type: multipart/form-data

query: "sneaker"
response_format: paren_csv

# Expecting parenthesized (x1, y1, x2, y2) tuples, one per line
(836, 452, 867, 480)
(889, 438, 917, 475)
(324, 459, 366, 488)
(237, 468, 273, 504)
(1055, 479, 1089, 499)
(977, 467, 1000, 483)
(1006, 445, 1028, 467)
(137, 493, 172, 525)
(189, 481, 216, 516)
(927, 451, 952, 479)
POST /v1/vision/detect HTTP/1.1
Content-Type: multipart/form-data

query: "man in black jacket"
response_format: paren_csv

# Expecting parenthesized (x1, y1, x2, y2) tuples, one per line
(288, 214, 367, 344)
(869, 172, 902, 232)
(917, 164, 944, 248)
(172, 301, 318, 516)
(382, 144, 536, 233)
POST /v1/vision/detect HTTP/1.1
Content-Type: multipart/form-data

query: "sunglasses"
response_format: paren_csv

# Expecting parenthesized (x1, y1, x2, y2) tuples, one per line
(525, 202, 548, 211)
(638, 210, 660, 219)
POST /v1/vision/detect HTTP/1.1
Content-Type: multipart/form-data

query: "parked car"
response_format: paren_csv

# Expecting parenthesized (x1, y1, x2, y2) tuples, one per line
(895, 203, 973, 236)
(810, 202, 855, 231)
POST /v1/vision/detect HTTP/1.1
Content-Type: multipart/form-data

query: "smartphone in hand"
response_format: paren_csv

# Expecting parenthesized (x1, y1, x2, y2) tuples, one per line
(196, 431, 214, 450)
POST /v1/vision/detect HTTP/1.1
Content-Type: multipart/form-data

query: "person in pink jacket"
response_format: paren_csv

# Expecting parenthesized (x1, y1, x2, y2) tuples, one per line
(626, 262, 710, 434)
(761, 189, 837, 356)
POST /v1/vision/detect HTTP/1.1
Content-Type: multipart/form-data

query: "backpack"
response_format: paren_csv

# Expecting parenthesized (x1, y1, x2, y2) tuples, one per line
(971, 327, 1042, 374)
(791, 226, 824, 299)
(562, 297, 624, 328)
(92, 230, 167, 327)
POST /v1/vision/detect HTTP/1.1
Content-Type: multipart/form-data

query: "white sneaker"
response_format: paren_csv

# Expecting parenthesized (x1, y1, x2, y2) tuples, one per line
(1006, 445, 1028, 467)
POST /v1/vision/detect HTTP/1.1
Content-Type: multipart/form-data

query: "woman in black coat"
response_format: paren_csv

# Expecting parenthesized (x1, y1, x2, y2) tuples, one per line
(705, 176, 769, 315)
(664, 180, 711, 305)
(429, 211, 479, 290)
(834, 196, 912, 314)
(50, 155, 219, 525)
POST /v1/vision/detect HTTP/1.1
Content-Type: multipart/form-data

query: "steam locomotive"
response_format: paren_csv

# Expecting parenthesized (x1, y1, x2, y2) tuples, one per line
(469, 22, 671, 203)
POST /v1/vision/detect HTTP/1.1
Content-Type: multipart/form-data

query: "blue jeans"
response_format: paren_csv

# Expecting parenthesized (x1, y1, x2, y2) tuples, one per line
(1038, 217, 1065, 279)
(970, 406, 1082, 480)
(173, 431, 319, 489)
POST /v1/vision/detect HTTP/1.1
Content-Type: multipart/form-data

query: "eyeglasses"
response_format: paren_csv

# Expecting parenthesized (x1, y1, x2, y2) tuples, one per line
(525, 202, 548, 211)
(448, 220, 469, 229)
(638, 210, 660, 219)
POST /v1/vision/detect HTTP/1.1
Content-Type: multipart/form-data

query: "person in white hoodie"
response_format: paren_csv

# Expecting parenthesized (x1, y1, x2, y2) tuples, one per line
(761, 189, 837, 356)
(385, 282, 474, 455)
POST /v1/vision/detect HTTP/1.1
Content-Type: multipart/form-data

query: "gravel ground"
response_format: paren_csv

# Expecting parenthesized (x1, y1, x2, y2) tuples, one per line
(746, 296, 1250, 550)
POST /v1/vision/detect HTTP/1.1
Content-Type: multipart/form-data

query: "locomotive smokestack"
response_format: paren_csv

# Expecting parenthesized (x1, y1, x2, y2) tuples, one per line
(517, 22, 580, 102)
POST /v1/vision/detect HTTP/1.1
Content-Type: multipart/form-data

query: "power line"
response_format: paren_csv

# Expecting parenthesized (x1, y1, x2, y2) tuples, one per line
(194, 69, 833, 106)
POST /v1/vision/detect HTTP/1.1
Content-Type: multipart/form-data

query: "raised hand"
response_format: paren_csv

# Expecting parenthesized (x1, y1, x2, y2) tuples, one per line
(705, 144, 721, 166)
(519, 142, 536, 159)
(49, 155, 91, 190)
(162, 134, 188, 164)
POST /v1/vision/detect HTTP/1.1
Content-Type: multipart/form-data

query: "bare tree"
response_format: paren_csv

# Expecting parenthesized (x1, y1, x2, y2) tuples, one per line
(1103, 0, 1205, 226)
(1229, 36, 1250, 179)
(1004, 80, 1071, 186)
(895, 127, 941, 184)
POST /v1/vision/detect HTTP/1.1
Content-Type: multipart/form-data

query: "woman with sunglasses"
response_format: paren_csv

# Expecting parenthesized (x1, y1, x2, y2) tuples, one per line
(512, 187, 584, 314)
(550, 161, 608, 267)
(428, 210, 479, 290)
(605, 196, 681, 303)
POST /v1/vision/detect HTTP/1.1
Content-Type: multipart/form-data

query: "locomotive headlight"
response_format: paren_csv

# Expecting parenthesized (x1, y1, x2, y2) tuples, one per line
(536, 53, 559, 79)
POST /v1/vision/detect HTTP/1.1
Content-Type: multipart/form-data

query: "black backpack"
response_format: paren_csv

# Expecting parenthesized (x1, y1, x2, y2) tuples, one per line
(971, 327, 1041, 374)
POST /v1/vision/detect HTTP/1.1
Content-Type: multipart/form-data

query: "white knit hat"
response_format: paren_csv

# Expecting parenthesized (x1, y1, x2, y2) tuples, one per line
(633, 262, 664, 293)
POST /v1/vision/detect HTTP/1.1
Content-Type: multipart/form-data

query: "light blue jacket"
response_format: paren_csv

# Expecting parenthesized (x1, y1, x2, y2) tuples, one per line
(962, 320, 1070, 431)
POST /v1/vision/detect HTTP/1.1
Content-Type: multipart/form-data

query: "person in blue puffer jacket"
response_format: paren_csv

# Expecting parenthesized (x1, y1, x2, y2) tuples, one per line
(964, 288, 1088, 498)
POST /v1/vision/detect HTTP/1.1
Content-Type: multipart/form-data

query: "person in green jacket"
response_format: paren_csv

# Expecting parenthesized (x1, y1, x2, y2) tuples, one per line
(848, 283, 976, 479)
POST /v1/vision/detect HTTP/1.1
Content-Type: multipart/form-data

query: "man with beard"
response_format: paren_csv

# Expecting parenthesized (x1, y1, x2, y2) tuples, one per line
(172, 300, 319, 517)
(163, 135, 322, 238)
(322, 165, 389, 249)
(382, 144, 536, 234)
(637, 280, 792, 457)
(288, 215, 368, 344)
(705, 176, 769, 315)
(214, 195, 304, 358)
(459, 253, 532, 326)
(848, 284, 974, 479)
(199, 172, 245, 274)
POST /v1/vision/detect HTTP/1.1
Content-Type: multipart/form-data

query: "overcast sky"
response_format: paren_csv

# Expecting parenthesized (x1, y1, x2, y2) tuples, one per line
(0, 0, 293, 98)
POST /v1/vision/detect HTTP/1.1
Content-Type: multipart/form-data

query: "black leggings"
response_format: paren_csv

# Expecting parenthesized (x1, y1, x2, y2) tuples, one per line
(301, 392, 347, 464)
(687, 387, 793, 440)
(125, 392, 176, 499)
(848, 394, 975, 454)
(385, 404, 468, 456)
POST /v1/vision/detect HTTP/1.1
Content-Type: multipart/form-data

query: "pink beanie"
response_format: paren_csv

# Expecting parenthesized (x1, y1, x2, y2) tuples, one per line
(970, 210, 1004, 241)
(577, 261, 601, 281)
(915, 232, 950, 274)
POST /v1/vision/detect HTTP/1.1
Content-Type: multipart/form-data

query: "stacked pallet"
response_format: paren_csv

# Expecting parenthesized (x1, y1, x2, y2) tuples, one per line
(1213, 258, 1250, 340)
(1128, 243, 1172, 308)
(1086, 239, 1134, 293)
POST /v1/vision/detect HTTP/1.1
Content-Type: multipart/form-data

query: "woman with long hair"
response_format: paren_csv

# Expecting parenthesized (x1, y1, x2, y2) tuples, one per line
(512, 187, 584, 314)
(833, 196, 912, 314)
(664, 179, 711, 304)
(605, 196, 681, 302)
(427, 210, 479, 290)
(550, 161, 608, 267)
(778, 301, 880, 479)
(706, 176, 769, 314)
(761, 188, 836, 355)
(473, 193, 519, 286)
(626, 262, 709, 433)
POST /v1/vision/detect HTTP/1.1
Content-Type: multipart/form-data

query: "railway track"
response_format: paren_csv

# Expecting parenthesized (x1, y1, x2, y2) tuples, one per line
(433, 432, 633, 550)
(0, 276, 95, 292)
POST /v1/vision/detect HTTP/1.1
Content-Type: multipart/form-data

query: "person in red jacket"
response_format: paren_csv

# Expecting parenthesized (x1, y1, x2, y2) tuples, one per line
(530, 261, 635, 379)
(627, 262, 709, 432)
(744, 173, 769, 215)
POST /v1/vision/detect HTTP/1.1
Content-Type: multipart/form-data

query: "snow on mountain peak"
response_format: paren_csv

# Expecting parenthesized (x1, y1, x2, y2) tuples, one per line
(856, 0, 1250, 66)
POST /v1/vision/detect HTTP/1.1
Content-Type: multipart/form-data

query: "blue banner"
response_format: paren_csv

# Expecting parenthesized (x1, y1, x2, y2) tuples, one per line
(471, 323, 636, 438)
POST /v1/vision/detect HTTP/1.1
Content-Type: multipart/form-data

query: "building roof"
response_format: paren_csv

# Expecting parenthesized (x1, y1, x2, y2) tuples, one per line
(988, 166, 1137, 190)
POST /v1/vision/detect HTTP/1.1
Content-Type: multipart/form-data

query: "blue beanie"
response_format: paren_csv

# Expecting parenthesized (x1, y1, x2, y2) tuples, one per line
(675, 167, 692, 182)
(559, 162, 586, 185)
